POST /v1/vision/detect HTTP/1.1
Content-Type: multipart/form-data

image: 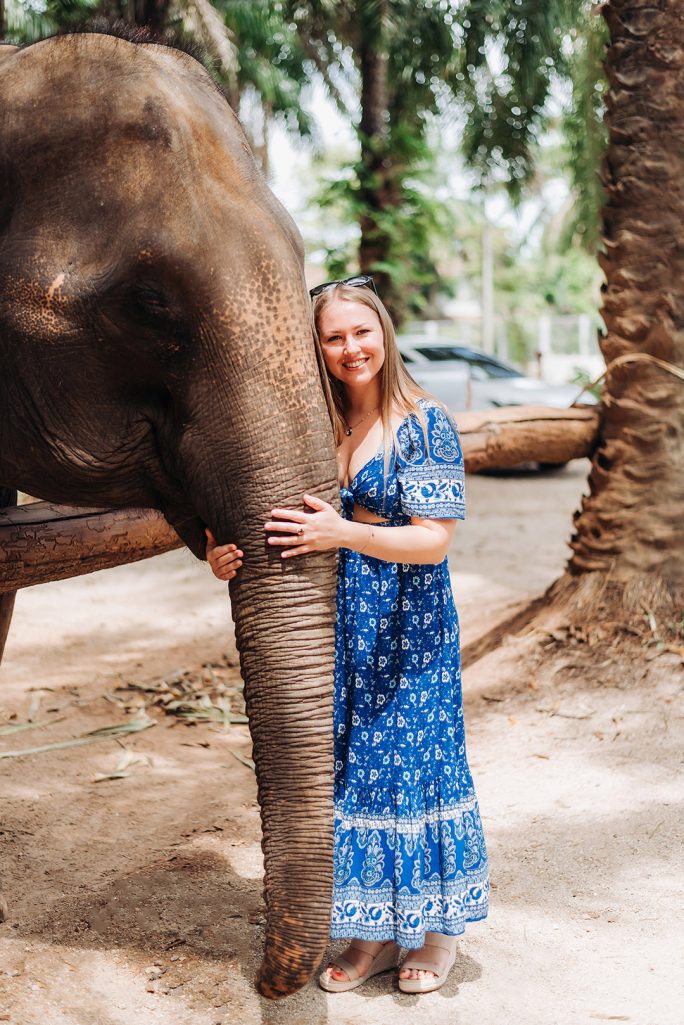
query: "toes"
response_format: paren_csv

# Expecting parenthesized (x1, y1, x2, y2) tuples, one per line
(400, 966, 438, 980)
(326, 963, 349, 981)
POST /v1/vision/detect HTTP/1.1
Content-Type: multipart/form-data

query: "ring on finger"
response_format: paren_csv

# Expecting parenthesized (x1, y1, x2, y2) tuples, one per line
(297, 527, 304, 536)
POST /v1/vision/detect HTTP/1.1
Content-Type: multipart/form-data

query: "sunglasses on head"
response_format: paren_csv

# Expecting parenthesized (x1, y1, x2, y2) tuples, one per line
(309, 274, 378, 299)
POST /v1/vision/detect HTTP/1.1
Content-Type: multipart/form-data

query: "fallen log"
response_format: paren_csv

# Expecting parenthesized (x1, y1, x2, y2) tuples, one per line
(0, 503, 181, 594)
(0, 404, 602, 596)
(456, 403, 600, 472)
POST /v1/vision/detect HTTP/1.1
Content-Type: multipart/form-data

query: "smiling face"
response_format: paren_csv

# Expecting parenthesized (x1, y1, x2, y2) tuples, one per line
(317, 297, 386, 395)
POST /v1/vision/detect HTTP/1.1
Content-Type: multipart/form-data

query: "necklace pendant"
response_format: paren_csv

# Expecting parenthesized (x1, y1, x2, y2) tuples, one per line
(343, 404, 378, 437)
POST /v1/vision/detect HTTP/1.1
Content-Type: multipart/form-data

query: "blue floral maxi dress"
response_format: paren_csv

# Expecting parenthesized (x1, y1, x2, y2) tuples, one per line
(330, 399, 489, 950)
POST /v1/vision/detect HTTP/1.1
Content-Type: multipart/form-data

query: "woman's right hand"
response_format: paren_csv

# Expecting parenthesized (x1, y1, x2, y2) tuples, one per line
(205, 528, 243, 581)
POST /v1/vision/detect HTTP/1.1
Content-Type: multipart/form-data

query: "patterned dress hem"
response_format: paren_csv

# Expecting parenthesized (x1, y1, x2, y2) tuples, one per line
(329, 904, 489, 949)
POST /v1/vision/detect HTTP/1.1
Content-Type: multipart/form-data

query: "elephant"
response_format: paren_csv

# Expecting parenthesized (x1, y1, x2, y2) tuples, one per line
(0, 29, 338, 998)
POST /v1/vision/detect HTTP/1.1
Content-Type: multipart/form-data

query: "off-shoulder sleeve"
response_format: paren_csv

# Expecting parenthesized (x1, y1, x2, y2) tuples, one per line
(395, 401, 466, 520)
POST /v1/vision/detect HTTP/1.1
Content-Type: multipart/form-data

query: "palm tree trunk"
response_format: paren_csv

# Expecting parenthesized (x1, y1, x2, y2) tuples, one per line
(569, 0, 684, 591)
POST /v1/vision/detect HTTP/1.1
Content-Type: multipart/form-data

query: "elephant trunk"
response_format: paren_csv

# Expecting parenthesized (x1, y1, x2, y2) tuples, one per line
(180, 322, 339, 996)
(235, 558, 337, 997)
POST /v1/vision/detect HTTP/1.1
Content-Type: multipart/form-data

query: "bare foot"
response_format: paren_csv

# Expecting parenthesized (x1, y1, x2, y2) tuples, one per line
(398, 932, 457, 981)
(325, 939, 393, 982)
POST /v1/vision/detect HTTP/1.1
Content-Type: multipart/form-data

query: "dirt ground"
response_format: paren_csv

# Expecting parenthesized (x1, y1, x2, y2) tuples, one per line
(0, 460, 681, 1025)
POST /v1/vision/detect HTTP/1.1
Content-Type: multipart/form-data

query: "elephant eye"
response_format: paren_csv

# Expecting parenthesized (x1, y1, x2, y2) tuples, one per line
(130, 283, 171, 317)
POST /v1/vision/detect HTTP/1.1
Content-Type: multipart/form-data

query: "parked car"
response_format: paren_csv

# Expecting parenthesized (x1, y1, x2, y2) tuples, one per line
(397, 337, 593, 412)
(396, 352, 471, 411)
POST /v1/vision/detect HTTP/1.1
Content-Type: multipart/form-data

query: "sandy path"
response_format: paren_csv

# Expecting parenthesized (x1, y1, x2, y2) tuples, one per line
(0, 461, 681, 1025)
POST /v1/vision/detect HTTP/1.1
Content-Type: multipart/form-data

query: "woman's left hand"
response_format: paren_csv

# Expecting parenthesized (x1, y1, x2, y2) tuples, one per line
(264, 493, 346, 559)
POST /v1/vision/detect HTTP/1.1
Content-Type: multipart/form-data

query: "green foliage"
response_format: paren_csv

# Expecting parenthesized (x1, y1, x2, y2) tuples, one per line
(569, 365, 603, 400)
(537, 248, 600, 313)
(283, 0, 607, 321)
(317, 124, 457, 320)
(492, 216, 600, 315)
(456, 0, 606, 248)
(219, 0, 314, 136)
(560, 5, 607, 252)
(282, 0, 479, 322)
(3, 0, 608, 326)
(2, 0, 98, 41)
(456, 0, 580, 195)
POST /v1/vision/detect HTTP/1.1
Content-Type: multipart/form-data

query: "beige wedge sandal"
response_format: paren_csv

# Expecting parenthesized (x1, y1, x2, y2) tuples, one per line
(398, 932, 458, 994)
(319, 939, 401, 993)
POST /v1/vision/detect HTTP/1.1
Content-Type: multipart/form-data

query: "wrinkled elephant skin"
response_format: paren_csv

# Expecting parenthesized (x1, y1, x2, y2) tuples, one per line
(0, 33, 338, 997)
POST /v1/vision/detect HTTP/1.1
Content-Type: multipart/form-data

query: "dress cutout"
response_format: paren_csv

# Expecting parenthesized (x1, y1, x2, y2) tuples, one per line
(331, 399, 489, 949)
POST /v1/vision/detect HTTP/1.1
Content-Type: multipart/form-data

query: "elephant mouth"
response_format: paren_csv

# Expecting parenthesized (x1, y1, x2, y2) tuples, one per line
(144, 438, 208, 560)
(165, 506, 207, 559)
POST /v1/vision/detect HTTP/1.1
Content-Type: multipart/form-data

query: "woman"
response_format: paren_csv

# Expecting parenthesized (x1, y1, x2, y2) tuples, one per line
(207, 278, 489, 994)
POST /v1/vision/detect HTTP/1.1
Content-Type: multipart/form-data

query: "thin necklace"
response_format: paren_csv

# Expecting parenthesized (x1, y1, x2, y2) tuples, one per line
(342, 405, 379, 437)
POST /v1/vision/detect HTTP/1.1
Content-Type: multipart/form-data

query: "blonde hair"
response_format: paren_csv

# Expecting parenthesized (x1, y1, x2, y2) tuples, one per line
(311, 283, 436, 482)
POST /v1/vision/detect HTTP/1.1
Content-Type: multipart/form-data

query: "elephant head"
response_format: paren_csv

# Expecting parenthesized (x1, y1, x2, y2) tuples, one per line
(0, 31, 337, 997)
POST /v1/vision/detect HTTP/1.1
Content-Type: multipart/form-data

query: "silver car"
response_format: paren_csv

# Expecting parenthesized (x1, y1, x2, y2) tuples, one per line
(398, 337, 592, 412)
